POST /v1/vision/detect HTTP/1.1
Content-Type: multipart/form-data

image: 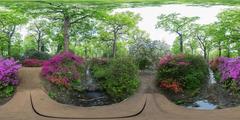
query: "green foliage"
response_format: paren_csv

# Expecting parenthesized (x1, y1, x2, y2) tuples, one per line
(157, 54, 208, 92)
(24, 49, 51, 60)
(0, 85, 15, 98)
(70, 79, 84, 92)
(103, 57, 140, 101)
(222, 79, 240, 95)
(91, 57, 140, 102)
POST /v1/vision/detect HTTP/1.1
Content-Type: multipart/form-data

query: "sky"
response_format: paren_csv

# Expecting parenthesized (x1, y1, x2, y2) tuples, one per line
(114, 4, 233, 46)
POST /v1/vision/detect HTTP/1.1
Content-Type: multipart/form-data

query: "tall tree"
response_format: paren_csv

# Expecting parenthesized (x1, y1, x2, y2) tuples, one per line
(101, 11, 141, 57)
(192, 24, 212, 59)
(0, 10, 27, 56)
(26, 2, 105, 51)
(156, 13, 198, 53)
(27, 19, 49, 52)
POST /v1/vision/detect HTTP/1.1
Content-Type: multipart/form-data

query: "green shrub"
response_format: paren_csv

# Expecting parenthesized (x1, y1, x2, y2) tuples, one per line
(137, 57, 152, 70)
(89, 58, 109, 81)
(97, 57, 140, 102)
(0, 85, 15, 98)
(157, 54, 208, 93)
(90, 57, 140, 102)
(24, 49, 51, 60)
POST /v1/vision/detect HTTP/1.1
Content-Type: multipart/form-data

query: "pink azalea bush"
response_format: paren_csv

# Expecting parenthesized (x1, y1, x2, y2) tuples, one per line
(215, 57, 240, 83)
(0, 58, 21, 86)
(41, 51, 84, 87)
(0, 58, 21, 97)
(22, 59, 45, 67)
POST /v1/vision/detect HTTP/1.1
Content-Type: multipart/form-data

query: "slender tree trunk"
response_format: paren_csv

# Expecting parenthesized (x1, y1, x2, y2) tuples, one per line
(203, 48, 207, 59)
(84, 46, 88, 58)
(37, 40, 40, 51)
(217, 41, 221, 57)
(7, 26, 16, 57)
(190, 46, 194, 55)
(179, 34, 183, 53)
(63, 16, 70, 51)
(112, 32, 117, 58)
(227, 47, 230, 57)
(56, 44, 63, 53)
(218, 46, 222, 57)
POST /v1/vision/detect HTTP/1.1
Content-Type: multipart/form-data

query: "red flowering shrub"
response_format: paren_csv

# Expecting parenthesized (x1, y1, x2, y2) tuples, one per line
(157, 54, 208, 93)
(160, 81, 183, 93)
(22, 59, 45, 67)
(41, 51, 84, 87)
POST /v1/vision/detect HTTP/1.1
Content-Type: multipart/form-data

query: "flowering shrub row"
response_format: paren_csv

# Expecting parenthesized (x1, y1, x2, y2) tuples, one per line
(210, 57, 240, 82)
(157, 54, 208, 93)
(41, 52, 84, 87)
(22, 59, 45, 67)
(218, 57, 240, 82)
(0, 58, 21, 97)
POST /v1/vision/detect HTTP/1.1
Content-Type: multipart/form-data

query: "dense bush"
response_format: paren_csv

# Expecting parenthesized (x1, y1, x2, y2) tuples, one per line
(22, 59, 45, 67)
(24, 49, 51, 60)
(89, 58, 109, 80)
(0, 58, 21, 97)
(97, 57, 140, 102)
(41, 51, 84, 88)
(210, 57, 240, 94)
(157, 54, 208, 93)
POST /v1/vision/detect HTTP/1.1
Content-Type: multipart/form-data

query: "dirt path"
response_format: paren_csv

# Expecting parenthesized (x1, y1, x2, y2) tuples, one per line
(1, 67, 240, 120)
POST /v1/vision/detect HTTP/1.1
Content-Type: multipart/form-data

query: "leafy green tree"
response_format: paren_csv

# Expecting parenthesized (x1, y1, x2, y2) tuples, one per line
(217, 8, 240, 57)
(101, 11, 141, 57)
(24, 2, 105, 51)
(27, 19, 49, 52)
(192, 24, 212, 59)
(156, 13, 199, 53)
(0, 10, 27, 56)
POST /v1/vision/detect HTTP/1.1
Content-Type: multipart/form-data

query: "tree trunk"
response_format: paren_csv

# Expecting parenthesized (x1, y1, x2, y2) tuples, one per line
(112, 32, 117, 58)
(56, 44, 63, 53)
(84, 46, 88, 58)
(179, 34, 183, 53)
(227, 47, 230, 57)
(63, 16, 70, 51)
(37, 40, 40, 51)
(7, 26, 16, 57)
(37, 31, 41, 51)
(7, 39, 11, 57)
(203, 47, 207, 60)
(218, 46, 222, 57)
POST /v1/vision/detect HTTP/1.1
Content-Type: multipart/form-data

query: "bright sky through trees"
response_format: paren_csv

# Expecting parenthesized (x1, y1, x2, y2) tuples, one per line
(115, 4, 234, 46)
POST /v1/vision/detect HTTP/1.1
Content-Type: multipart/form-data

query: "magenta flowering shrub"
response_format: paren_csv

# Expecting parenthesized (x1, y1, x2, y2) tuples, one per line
(158, 54, 190, 67)
(41, 52, 84, 87)
(22, 59, 45, 67)
(217, 57, 240, 82)
(0, 58, 21, 86)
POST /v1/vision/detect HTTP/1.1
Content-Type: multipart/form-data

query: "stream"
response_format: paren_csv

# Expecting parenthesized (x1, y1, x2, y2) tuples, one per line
(186, 68, 218, 110)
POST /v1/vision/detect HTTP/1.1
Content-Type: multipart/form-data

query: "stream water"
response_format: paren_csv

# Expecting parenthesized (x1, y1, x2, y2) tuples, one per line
(75, 66, 112, 106)
(186, 68, 218, 110)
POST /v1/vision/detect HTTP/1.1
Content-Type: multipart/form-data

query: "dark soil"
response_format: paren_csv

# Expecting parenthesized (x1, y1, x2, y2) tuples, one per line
(0, 97, 12, 105)
(42, 80, 114, 107)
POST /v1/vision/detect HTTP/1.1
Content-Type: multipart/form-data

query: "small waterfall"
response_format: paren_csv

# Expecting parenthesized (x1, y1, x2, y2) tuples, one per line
(208, 68, 216, 85)
(84, 66, 98, 91)
(186, 68, 218, 110)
